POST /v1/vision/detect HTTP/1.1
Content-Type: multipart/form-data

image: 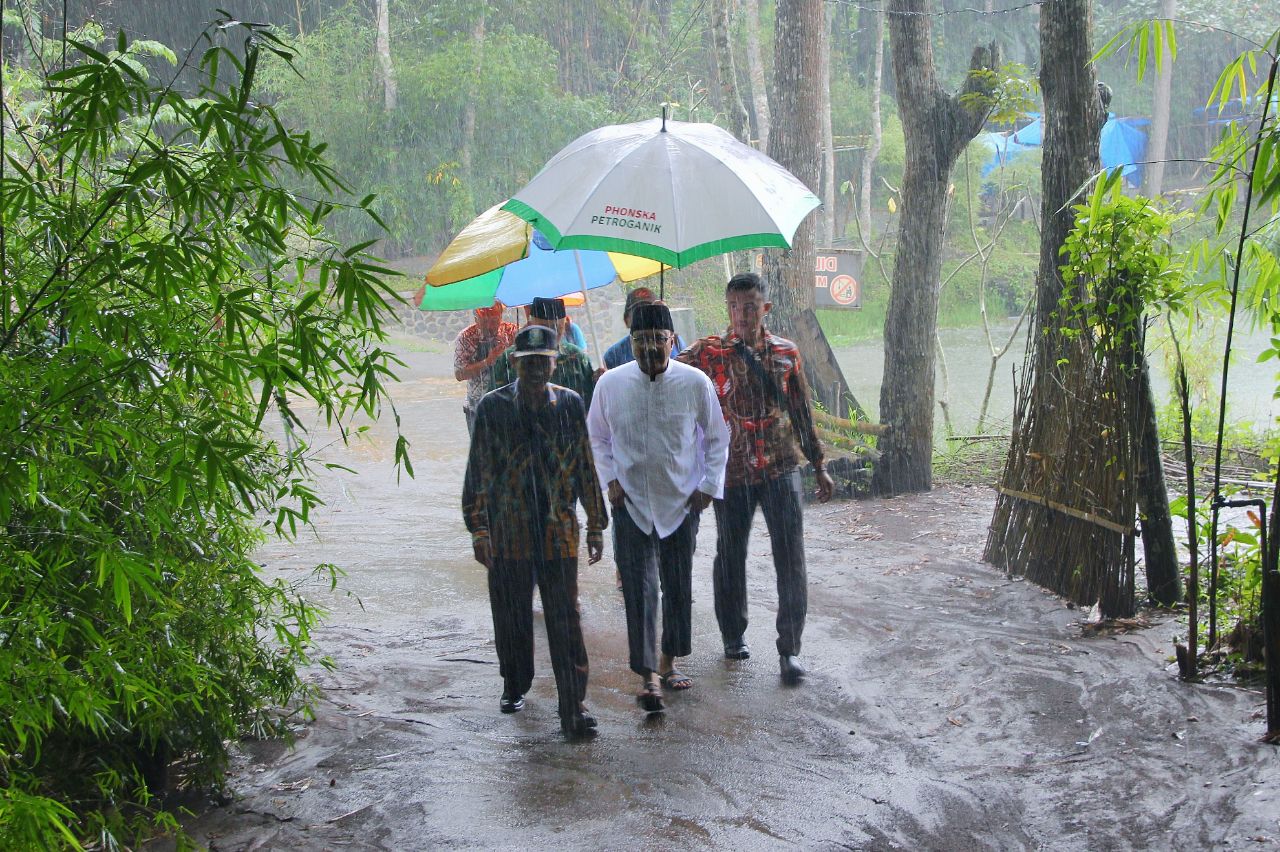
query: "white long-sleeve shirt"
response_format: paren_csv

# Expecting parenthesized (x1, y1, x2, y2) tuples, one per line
(587, 359, 730, 538)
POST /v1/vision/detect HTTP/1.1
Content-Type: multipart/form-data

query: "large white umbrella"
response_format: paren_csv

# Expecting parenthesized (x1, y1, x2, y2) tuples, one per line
(502, 116, 820, 270)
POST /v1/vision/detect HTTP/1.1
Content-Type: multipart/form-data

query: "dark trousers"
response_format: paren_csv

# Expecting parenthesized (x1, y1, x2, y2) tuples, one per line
(613, 504, 696, 677)
(487, 556, 588, 721)
(713, 470, 807, 657)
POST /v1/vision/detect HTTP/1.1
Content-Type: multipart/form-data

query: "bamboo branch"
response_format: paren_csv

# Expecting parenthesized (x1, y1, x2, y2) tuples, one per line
(995, 484, 1135, 535)
(814, 408, 888, 435)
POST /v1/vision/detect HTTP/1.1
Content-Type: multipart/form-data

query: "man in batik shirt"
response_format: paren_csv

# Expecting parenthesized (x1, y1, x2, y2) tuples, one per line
(463, 324, 608, 739)
(677, 272, 834, 685)
(453, 301, 516, 436)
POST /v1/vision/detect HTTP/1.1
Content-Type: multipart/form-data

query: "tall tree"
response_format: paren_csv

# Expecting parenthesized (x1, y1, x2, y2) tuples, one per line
(856, 3, 885, 242)
(711, 0, 750, 142)
(985, 0, 1129, 610)
(872, 1, 998, 495)
(764, 0, 855, 416)
(1146, 0, 1177, 196)
(375, 0, 396, 111)
(460, 10, 486, 220)
(819, 3, 836, 246)
(741, 0, 771, 146)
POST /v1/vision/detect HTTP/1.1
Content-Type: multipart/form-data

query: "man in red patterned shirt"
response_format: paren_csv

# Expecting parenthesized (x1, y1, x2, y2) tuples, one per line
(677, 272, 834, 684)
(453, 301, 517, 436)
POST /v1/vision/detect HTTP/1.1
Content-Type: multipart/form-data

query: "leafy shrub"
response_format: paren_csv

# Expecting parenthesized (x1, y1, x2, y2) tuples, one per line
(0, 20, 405, 848)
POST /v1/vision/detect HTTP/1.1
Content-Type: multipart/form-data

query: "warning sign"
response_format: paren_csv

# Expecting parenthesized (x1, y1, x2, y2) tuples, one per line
(752, 248, 864, 309)
(814, 249, 863, 310)
(828, 274, 858, 306)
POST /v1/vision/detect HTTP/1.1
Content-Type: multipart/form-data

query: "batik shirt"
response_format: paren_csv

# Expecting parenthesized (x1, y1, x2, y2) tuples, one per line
(463, 381, 607, 561)
(490, 338, 596, 410)
(677, 328, 825, 488)
(453, 321, 517, 411)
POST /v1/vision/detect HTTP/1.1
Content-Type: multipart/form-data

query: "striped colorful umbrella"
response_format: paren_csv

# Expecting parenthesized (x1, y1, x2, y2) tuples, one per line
(419, 203, 663, 312)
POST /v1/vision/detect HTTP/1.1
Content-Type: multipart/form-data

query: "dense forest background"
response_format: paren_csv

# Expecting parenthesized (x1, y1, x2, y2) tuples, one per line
(9, 0, 1273, 340)
(3, 3, 1278, 846)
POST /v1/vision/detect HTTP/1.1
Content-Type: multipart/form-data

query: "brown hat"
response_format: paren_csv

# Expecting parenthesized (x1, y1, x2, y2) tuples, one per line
(623, 287, 656, 322)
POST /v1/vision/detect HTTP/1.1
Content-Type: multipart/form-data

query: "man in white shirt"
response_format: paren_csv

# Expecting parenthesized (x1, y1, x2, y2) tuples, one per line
(587, 303, 729, 714)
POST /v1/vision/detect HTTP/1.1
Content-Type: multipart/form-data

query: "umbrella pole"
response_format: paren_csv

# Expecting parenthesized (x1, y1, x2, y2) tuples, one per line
(572, 250, 605, 364)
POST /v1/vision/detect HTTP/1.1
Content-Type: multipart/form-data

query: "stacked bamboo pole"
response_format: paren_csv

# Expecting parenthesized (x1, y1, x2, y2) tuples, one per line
(987, 313, 1144, 618)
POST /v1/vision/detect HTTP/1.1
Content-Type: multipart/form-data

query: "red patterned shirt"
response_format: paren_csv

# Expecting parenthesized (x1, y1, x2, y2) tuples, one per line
(677, 328, 824, 487)
(453, 321, 517, 411)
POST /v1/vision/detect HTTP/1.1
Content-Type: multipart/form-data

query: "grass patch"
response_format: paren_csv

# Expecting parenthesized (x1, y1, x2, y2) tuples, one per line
(932, 438, 1007, 487)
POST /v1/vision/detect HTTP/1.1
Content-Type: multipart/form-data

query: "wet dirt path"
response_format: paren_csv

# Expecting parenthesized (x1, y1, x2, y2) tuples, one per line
(176, 349, 1278, 851)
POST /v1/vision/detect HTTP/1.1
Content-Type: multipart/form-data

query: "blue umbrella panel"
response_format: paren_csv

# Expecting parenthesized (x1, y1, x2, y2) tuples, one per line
(420, 231, 621, 311)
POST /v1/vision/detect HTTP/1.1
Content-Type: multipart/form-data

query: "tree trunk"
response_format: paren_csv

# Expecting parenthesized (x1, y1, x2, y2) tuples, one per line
(872, 0, 998, 496)
(1146, 0, 1176, 196)
(741, 0, 770, 147)
(764, 0, 857, 417)
(711, 0, 751, 143)
(1264, 472, 1280, 738)
(986, 0, 1124, 613)
(1136, 354, 1181, 606)
(375, 0, 397, 112)
(459, 13, 486, 220)
(857, 4, 885, 242)
(819, 4, 836, 246)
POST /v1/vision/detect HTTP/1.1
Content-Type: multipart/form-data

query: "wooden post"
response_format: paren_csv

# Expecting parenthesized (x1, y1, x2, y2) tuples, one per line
(1265, 478, 1280, 739)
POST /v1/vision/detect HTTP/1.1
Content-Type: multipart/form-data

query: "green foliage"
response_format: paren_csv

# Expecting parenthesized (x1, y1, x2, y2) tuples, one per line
(1096, 17, 1179, 84)
(960, 61, 1039, 125)
(830, 63, 906, 200)
(1, 20, 405, 848)
(1098, 21, 1279, 654)
(1169, 489, 1269, 661)
(1058, 181, 1186, 363)
(257, 14, 610, 254)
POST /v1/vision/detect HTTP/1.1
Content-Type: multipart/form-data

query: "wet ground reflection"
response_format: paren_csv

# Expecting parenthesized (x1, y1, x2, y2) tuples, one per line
(171, 348, 1279, 850)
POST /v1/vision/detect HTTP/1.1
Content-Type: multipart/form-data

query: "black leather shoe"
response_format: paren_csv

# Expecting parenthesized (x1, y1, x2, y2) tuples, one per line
(500, 692, 525, 714)
(724, 639, 751, 660)
(561, 712, 598, 739)
(779, 655, 806, 684)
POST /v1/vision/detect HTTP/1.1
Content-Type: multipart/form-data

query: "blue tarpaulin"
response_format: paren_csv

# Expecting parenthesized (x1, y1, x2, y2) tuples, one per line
(980, 112, 1150, 186)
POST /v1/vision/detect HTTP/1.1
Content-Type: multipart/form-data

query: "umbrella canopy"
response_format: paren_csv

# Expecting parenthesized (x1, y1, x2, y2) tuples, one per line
(419, 204, 663, 312)
(502, 117, 821, 268)
(424, 203, 533, 287)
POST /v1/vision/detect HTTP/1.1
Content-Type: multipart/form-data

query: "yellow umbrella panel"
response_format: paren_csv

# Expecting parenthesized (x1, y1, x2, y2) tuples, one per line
(424, 203, 532, 287)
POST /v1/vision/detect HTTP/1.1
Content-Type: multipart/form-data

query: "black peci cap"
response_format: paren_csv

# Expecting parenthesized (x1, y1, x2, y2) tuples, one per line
(529, 296, 567, 321)
(630, 302, 673, 333)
